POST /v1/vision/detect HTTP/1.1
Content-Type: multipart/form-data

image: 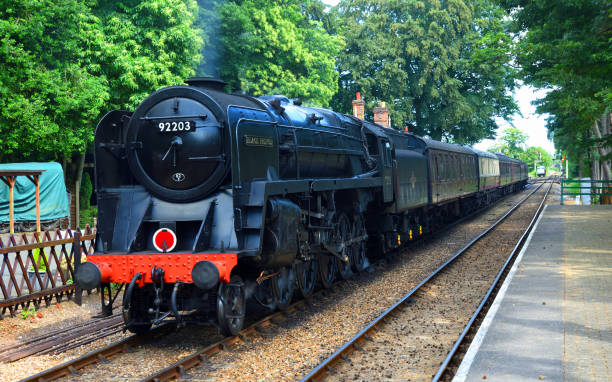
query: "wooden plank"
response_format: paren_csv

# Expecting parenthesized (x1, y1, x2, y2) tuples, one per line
(7, 176, 15, 234)
(34, 176, 41, 233)
(0, 170, 43, 177)
(0, 238, 75, 254)
(0, 284, 74, 308)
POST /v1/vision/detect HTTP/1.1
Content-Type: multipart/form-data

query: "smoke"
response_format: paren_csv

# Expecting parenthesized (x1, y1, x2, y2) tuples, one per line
(243, 279, 258, 300)
(195, 0, 223, 78)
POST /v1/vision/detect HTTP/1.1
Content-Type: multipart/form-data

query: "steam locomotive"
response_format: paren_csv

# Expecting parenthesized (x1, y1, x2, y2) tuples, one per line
(75, 78, 528, 335)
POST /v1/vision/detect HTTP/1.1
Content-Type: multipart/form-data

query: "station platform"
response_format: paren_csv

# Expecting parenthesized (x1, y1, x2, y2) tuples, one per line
(453, 205, 612, 382)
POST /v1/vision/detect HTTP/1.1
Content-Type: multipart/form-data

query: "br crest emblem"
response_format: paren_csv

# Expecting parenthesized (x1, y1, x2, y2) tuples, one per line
(172, 172, 185, 182)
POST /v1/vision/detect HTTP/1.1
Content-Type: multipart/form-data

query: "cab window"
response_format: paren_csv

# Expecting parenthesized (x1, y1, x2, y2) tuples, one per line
(366, 134, 378, 155)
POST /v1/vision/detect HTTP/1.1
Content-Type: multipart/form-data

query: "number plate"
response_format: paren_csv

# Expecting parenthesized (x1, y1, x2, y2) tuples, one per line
(156, 120, 195, 133)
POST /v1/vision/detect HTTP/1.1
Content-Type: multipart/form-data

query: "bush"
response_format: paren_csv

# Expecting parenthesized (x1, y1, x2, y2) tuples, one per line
(80, 172, 93, 210)
(79, 206, 97, 228)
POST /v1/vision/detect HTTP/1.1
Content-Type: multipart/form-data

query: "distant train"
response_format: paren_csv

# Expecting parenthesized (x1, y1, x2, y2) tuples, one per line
(75, 78, 528, 336)
(536, 165, 546, 177)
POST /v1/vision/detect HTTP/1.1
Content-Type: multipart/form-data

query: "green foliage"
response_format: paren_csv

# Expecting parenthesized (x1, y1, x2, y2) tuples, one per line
(332, 0, 517, 143)
(488, 127, 527, 158)
(0, 0, 204, 163)
(21, 307, 36, 320)
(519, 146, 553, 172)
(91, 0, 203, 109)
(79, 172, 93, 210)
(30, 248, 47, 272)
(0, 0, 109, 162)
(79, 206, 97, 228)
(488, 128, 553, 172)
(216, 0, 342, 106)
(501, 0, 611, 169)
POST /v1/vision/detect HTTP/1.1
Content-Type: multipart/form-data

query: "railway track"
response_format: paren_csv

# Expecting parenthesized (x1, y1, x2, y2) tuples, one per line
(18, 323, 177, 382)
(138, 184, 549, 382)
(19, 287, 341, 382)
(300, 181, 552, 381)
(433, 180, 552, 381)
(18, 184, 543, 382)
(0, 313, 123, 364)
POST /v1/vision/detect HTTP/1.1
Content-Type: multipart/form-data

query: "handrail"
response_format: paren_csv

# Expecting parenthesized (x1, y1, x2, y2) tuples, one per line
(560, 178, 612, 205)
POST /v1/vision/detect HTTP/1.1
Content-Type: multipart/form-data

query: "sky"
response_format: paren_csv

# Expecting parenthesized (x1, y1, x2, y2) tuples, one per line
(320, 0, 555, 155)
(473, 85, 555, 154)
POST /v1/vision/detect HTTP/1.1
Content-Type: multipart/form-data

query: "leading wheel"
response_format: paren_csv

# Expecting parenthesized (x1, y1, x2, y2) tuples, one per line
(122, 282, 152, 336)
(217, 275, 246, 336)
(335, 213, 353, 280)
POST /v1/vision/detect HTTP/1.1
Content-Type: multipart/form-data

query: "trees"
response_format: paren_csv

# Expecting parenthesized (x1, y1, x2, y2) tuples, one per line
(501, 0, 611, 180)
(0, 0, 204, 165)
(213, 0, 342, 106)
(488, 127, 527, 158)
(0, 0, 109, 162)
(519, 147, 553, 173)
(0, 0, 204, 207)
(487, 128, 553, 172)
(91, 0, 203, 110)
(332, 0, 517, 144)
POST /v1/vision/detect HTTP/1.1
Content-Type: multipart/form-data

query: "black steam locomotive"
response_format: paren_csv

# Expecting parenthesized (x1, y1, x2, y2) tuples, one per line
(75, 78, 528, 335)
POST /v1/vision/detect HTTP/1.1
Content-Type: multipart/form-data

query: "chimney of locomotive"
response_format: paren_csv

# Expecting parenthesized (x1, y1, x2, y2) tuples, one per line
(352, 92, 365, 120)
(373, 101, 391, 128)
(185, 77, 227, 92)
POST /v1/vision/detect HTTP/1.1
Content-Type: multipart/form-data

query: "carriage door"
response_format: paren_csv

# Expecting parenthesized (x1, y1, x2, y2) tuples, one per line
(381, 139, 394, 203)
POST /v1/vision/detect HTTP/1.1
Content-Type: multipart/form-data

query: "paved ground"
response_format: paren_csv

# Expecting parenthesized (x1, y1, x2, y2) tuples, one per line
(454, 205, 612, 382)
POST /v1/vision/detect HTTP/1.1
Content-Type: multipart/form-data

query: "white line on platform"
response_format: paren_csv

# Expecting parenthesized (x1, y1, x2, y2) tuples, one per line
(452, 204, 549, 382)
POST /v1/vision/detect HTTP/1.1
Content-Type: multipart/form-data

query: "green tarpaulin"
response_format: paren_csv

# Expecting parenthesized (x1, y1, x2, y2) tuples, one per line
(0, 162, 69, 223)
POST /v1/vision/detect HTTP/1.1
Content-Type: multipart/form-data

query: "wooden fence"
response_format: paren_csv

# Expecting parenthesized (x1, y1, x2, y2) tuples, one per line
(0, 227, 95, 318)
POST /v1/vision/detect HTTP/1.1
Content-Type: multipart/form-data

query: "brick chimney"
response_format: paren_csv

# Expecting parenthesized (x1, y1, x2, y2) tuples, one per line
(373, 101, 390, 128)
(352, 92, 365, 120)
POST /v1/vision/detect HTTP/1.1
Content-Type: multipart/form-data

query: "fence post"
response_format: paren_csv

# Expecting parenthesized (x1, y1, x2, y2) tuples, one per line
(560, 178, 564, 205)
(74, 230, 82, 306)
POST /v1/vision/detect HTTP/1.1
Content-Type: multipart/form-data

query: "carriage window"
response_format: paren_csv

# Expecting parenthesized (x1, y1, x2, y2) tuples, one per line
(384, 142, 392, 165)
(366, 134, 378, 155)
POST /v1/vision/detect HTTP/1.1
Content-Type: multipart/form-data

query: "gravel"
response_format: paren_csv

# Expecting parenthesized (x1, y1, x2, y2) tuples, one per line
(0, 292, 131, 381)
(177, 185, 552, 381)
(4, 181, 556, 382)
(324, 183, 553, 381)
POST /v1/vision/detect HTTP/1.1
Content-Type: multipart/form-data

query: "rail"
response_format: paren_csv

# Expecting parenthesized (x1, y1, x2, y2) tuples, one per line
(0, 226, 95, 318)
(560, 178, 612, 205)
(21, 295, 312, 382)
(20, 184, 539, 381)
(299, 182, 546, 382)
(432, 180, 552, 381)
